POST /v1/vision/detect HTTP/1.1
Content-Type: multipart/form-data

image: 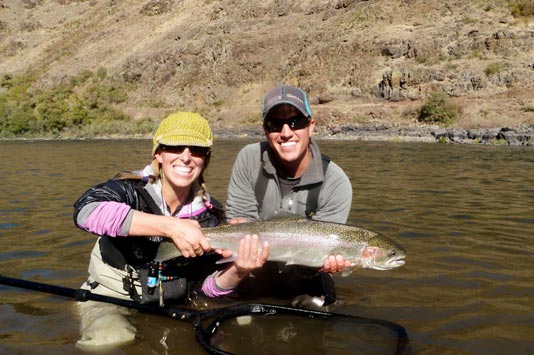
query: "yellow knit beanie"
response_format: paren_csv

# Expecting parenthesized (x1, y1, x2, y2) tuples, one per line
(152, 112, 213, 156)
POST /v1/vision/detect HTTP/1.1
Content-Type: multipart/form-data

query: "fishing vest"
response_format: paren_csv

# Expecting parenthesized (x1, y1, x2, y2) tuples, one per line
(99, 180, 224, 270)
(94, 178, 225, 304)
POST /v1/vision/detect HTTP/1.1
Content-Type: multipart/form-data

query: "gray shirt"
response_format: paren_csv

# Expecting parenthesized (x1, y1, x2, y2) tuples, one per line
(226, 139, 352, 223)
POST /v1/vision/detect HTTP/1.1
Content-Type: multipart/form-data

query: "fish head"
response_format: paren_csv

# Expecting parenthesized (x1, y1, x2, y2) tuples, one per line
(358, 237, 406, 270)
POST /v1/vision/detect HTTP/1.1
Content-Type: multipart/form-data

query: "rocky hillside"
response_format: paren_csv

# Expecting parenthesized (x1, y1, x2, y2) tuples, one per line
(1, 0, 533, 137)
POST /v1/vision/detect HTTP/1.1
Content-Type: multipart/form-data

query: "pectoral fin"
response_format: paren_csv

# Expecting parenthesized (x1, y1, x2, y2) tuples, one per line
(215, 256, 236, 264)
(341, 268, 354, 277)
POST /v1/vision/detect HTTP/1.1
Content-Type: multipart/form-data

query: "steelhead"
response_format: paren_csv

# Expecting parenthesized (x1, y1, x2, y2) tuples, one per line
(155, 219, 406, 271)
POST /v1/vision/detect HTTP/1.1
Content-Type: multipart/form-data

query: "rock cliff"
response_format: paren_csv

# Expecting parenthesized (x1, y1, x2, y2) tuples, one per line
(1, 0, 533, 141)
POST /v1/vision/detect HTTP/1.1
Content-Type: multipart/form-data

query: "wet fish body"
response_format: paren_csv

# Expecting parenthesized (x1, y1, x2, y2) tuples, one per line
(155, 219, 406, 271)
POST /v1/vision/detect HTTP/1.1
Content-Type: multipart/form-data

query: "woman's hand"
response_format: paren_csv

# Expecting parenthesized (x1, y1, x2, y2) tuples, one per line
(215, 234, 269, 289)
(166, 218, 211, 258)
(129, 211, 210, 258)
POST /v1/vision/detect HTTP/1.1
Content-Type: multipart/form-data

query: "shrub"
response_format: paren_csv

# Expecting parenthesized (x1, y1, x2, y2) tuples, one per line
(96, 66, 107, 81)
(33, 84, 73, 133)
(0, 68, 132, 137)
(511, 0, 534, 17)
(0, 73, 38, 136)
(484, 62, 503, 76)
(135, 117, 157, 134)
(1, 105, 36, 136)
(418, 92, 459, 127)
(70, 69, 93, 86)
(84, 82, 127, 109)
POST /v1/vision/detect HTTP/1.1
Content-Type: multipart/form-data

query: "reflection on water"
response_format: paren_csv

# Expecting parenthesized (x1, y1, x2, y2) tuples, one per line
(0, 139, 533, 354)
(212, 313, 408, 355)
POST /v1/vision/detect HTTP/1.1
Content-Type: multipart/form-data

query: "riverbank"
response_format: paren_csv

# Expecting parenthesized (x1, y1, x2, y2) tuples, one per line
(213, 123, 534, 146)
(3, 123, 534, 146)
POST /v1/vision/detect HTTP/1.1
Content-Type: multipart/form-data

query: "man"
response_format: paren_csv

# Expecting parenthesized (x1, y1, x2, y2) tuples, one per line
(226, 85, 353, 305)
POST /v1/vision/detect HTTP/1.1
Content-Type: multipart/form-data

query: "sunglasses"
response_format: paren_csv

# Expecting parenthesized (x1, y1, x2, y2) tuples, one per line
(263, 115, 310, 133)
(160, 145, 210, 157)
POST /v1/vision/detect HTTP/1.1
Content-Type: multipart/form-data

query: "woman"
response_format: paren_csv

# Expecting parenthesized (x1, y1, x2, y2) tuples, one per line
(74, 112, 269, 349)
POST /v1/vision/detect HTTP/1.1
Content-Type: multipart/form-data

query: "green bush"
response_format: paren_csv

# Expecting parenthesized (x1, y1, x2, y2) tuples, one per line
(0, 73, 37, 136)
(96, 67, 107, 81)
(511, 0, 534, 17)
(0, 69, 134, 137)
(418, 92, 459, 127)
(34, 84, 72, 132)
(84, 82, 127, 109)
(70, 69, 93, 86)
(135, 117, 158, 134)
(1, 105, 36, 136)
(484, 62, 503, 76)
(69, 95, 91, 126)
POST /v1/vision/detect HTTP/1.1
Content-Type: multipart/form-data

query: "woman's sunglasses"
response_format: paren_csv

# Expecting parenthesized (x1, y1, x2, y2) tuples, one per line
(263, 115, 310, 133)
(160, 145, 210, 157)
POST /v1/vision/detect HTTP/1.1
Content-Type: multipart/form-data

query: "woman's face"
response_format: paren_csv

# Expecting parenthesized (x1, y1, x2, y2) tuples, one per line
(155, 146, 206, 189)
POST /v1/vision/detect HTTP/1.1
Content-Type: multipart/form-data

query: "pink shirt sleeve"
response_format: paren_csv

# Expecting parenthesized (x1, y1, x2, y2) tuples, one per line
(201, 272, 234, 298)
(78, 201, 132, 237)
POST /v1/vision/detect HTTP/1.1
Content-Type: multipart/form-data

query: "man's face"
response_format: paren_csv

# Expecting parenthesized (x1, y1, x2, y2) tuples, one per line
(263, 104, 315, 174)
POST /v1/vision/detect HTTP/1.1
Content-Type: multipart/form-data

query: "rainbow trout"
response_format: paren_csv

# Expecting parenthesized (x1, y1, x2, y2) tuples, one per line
(155, 219, 406, 271)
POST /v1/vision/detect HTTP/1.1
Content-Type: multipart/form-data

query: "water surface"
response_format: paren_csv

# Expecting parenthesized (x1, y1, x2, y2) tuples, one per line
(0, 139, 533, 354)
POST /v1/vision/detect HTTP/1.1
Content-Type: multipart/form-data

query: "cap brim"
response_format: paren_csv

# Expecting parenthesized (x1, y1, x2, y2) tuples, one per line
(263, 101, 311, 120)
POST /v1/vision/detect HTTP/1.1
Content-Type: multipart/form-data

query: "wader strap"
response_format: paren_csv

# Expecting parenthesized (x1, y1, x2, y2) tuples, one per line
(304, 154, 330, 218)
(123, 265, 141, 302)
(254, 142, 271, 211)
(255, 144, 330, 218)
(135, 185, 164, 216)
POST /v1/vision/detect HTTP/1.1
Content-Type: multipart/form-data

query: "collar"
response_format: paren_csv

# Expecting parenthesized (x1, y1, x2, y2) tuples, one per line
(144, 175, 209, 218)
(262, 138, 325, 187)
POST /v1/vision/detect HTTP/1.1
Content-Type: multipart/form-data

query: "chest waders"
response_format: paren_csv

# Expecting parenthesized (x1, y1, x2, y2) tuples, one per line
(254, 144, 336, 305)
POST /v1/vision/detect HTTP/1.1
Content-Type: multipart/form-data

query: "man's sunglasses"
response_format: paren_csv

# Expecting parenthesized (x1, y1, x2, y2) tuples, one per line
(263, 115, 310, 133)
(160, 145, 210, 157)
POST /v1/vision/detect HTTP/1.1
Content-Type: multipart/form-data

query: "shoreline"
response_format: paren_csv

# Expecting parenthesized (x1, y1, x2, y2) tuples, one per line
(324, 124, 534, 146)
(212, 123, 534, 146)
(2, 124, 534, 146)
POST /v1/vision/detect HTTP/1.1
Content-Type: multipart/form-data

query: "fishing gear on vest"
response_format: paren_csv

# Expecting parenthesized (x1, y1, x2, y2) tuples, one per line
(86, 175, 225, 307)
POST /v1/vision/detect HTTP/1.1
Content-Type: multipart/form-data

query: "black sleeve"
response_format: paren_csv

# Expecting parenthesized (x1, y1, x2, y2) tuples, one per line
(73, 178, 141, 222)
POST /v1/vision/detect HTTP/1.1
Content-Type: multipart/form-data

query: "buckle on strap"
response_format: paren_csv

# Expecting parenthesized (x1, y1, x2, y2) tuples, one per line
(122, 264, 141, 302)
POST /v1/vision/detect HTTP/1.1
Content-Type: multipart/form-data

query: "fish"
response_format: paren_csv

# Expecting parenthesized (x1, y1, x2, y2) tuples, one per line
(155, 218, 406, 272)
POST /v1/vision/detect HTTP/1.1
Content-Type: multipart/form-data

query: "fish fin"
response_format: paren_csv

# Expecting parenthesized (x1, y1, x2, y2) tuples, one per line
(341, 268, 354, 277)
(215, 256, 237, 264)
(262, 212, 306, 222)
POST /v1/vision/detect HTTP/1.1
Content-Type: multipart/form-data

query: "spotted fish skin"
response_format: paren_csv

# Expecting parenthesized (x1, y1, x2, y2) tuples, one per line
(155, 219, 406, 270)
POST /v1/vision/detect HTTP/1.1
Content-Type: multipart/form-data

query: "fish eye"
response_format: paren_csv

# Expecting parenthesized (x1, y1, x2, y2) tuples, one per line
(388, 250, 396, 257)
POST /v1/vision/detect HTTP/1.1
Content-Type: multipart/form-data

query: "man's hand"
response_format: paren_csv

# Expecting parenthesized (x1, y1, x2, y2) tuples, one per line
(320, 255, 351, 273)
(227, 217, 249, 225)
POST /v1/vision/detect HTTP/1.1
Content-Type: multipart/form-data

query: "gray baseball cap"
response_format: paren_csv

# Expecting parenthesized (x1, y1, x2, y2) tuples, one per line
(262, 85, 312, 120)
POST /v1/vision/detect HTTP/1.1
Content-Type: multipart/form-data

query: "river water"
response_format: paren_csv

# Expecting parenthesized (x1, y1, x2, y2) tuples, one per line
(0, 139, 532, 354)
